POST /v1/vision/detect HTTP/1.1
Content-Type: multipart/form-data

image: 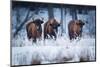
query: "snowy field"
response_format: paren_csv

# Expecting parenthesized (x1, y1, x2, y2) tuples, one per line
(11, 34, 96, 66)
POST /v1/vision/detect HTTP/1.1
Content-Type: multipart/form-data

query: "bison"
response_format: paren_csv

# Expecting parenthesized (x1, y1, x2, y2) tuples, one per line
(44, 18, 60, 40)
(26, 19, 44, 42)
(68, 20, 85, 40)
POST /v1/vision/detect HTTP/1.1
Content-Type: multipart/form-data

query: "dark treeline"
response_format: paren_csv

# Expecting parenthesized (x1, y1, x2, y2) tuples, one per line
(12, 1, 96, 10)
(12, 1, 96, 38)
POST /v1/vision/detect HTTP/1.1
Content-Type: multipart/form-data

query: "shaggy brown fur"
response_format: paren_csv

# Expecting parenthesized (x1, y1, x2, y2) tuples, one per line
(68, 20, 85, 40)
(44, 18, 60, 40)
(26, 19, 44, 42)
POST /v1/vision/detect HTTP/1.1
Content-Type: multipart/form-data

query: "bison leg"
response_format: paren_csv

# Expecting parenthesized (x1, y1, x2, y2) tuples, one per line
(27, 33, 32, 39)
(44, 33, 48, 39)
(69, 33, 72, 40)
(52, 32, 56, 40)
(32, 37, 37, 43)
(49, 34, 53, 39)
(69, 32, 73, 40)
(33, 39, 36, 43)
(79, 32, 82, 38)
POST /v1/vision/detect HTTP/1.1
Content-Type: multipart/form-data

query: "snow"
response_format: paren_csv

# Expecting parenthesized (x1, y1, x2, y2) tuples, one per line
(11, 6, 96, 66)
(12, 35, 95, 66)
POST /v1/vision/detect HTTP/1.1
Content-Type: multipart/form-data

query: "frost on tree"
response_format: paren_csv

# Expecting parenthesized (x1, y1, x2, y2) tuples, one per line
(11, 1, 96, 66)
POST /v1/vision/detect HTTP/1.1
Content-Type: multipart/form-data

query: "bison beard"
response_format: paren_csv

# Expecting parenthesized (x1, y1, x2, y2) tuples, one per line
(68, 20, 85, 40)
(26, 19, 43, 43)
(44, 19, 60, 40)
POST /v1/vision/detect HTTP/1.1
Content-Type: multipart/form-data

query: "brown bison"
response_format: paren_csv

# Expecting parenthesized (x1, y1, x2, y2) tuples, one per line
(44, 18, 60, 40)
(26, 19, 44, 42)
(68, 20, 85, 40)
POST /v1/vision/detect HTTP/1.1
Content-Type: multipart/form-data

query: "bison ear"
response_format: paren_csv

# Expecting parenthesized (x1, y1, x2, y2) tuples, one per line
(78, 22, 85, 26)
(86, 21, 88, 24)
(78, 20, 85, 25)
(58, 24, 60, 26)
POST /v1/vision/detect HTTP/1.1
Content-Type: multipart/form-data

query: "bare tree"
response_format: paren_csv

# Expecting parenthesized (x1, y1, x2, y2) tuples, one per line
(64, 8, 67, 34)
(13, 8, 34, 37)
(60, 5, 64, 36)
(47, 4, 54, 19)
(70, 7, 77, 20)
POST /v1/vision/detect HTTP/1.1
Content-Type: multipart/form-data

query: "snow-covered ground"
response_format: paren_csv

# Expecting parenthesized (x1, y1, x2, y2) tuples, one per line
(11, 34, 96, 66)
(11, 7, 96, 66)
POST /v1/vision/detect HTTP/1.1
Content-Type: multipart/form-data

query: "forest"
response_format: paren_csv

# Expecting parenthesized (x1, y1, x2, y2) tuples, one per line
(11, 1, 96, 66)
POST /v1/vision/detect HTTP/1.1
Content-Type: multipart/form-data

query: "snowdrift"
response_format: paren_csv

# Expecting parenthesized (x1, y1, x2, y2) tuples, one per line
(11, 35, 96, 66)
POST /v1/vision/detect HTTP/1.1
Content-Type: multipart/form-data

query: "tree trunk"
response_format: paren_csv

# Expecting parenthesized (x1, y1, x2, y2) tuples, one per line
(48, 5, 54, 19)
(70, 7, 77, 20)
(60, 5, 64, 36)
(64, 8, 67, 34)
(13, 9, 34, 38)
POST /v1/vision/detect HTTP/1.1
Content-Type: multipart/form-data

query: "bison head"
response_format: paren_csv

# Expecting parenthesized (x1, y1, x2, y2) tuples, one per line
(31, 18, 44, 33)
(34, 19, 44, 25)
(49, 19, 60, 33)
(76, 20, 85, 27)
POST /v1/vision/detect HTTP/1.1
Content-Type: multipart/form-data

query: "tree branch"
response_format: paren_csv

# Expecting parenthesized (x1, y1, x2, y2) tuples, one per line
(13, 8, 31, 37)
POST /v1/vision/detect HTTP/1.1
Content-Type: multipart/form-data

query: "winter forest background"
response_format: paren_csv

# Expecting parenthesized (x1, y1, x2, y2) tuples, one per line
(11, 1, 96, 66)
